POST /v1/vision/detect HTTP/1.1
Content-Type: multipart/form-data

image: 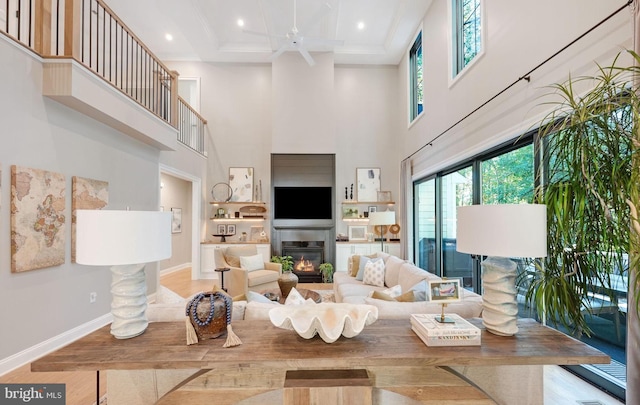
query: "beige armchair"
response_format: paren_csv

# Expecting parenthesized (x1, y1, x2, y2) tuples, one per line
(214, 245, 282, 297)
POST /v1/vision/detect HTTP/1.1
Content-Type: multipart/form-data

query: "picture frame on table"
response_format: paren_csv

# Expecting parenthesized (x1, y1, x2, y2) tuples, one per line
(348, 225, 368, 241)
(427, 279, 462, 303)
(368, 206, 377, 213)
(227, 224, 236, 235)
(217, 224, 227, 235)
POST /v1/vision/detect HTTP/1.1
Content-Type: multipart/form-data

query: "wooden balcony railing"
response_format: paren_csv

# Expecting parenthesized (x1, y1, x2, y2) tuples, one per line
(1, 0, 207, 156)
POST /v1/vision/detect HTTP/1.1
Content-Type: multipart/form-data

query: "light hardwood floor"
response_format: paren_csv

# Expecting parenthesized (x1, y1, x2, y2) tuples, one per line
(0, 268, 624, 405)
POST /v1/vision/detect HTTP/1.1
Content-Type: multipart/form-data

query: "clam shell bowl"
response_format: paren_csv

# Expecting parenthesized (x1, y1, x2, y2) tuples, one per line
(268, 302, 378, 343)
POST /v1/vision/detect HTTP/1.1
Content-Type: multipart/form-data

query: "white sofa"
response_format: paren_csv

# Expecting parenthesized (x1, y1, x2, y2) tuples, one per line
(333, 252, 483, 320)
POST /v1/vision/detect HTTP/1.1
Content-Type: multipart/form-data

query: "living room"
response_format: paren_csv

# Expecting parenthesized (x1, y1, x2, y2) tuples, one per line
(0, 0, 636, 404)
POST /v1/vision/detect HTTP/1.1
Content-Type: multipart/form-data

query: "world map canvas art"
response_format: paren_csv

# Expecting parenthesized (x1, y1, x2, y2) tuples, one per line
(11, 165, 66, 273)
(71, 176, 109, 262)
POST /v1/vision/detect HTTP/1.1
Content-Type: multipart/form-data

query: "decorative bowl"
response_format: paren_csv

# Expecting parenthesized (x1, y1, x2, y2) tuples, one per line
(268, 302, 378, 343)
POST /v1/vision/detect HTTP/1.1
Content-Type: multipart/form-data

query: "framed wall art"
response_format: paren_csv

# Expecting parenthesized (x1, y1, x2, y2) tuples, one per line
(217, 224, 227, 235)
(71, 176, 109, 263)
(171, 208, 182, 233)
(227, 224, 236, 235)
(11, 165, 66, 272)
(348, 225, 368, 241)
(229, 167, 254, 202)
(356, 168, 380, 202)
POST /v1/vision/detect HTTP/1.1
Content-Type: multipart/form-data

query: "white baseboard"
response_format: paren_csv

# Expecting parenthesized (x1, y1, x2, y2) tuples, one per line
(0, 313, 112, 377)
(160, 262, 191, 276)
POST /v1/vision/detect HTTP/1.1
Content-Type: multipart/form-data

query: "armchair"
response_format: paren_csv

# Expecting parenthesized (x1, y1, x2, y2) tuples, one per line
(214, 245, 282, 297)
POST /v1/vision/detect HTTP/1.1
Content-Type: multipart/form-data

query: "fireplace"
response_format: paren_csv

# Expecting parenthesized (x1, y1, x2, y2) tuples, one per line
(282, 241, 324, 283)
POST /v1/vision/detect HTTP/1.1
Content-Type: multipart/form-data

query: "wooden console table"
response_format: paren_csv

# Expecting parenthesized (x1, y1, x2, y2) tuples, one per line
(32, 318, 609, 405)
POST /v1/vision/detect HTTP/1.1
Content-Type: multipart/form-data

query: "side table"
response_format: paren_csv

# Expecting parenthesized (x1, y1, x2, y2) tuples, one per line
(214, 267, 230, 292)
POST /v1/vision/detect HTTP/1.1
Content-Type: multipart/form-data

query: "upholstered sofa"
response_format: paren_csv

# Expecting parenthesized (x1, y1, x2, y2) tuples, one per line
(333, 252, 483, 320)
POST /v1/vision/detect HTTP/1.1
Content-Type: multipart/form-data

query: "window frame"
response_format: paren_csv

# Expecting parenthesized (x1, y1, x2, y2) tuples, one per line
(449, 0, 484, 84)
(408, 29, 423, 125)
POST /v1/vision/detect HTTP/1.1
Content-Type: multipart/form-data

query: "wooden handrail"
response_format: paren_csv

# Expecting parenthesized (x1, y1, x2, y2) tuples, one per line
(178, 96, 208, 125)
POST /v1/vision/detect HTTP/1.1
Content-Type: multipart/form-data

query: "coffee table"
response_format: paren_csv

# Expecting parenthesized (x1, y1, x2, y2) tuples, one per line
(262, 288, 321, 304)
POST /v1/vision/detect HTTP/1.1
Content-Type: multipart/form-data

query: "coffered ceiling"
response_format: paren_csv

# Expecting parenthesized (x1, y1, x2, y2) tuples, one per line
(105, 0, 432, 65)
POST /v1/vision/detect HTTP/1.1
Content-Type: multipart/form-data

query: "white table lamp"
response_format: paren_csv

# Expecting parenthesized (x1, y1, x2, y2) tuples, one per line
(456, 204, 546, 336)
(369, 211, 396, 251)
(75, 210, 172, 339)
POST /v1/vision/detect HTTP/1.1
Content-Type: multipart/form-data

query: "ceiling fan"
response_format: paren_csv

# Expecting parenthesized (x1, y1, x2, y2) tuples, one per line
(244, 0, 344, 66)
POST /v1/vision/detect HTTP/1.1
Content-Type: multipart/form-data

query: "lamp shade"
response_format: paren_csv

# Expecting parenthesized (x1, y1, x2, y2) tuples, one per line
(456, 204, 547, 258)
(76, 210, 172, 265)
(368, 211, 396, 226)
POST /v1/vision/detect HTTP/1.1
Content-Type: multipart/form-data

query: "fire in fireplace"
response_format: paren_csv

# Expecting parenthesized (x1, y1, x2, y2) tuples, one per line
(282, 241, 325, 283)
(294, 256, 316, 272)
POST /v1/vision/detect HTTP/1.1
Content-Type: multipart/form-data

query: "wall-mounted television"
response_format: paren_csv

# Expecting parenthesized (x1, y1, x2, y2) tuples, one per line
(274, 187, 332, 220)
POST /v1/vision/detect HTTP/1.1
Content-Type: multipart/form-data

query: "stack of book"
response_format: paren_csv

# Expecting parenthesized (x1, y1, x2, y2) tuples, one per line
(410, 313, 481, 347)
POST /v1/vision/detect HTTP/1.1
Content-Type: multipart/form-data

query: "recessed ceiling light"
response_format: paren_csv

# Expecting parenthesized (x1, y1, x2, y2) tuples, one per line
(357, 21, 365, 30)
(237, 19, 245, 27)
(165, 33, 173, 41)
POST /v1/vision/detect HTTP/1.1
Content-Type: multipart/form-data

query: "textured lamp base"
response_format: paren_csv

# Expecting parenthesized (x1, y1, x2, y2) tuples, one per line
(481, 257, 519, 336)
(110, 263, 148, 339)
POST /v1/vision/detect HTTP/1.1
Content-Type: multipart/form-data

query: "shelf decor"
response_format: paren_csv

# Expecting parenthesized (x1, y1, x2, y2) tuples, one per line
(356, 168, 380, 202)
(229, 167, 254, 202)
(348, 225, 367, 241)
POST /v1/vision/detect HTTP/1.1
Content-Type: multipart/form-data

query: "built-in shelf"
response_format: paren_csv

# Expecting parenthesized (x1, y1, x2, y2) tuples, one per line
(342, 200, 395, 205)
(210, 201, 266, 205)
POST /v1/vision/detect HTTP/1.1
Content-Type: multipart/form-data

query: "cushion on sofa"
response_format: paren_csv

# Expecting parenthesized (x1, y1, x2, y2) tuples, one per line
(338, 282, 387, 300)
(364, 291, 483, 320)
(363, 259, 386, 287)
(371, 290, 415, 302)
(398, 263, 439, 293)
(384, 255, 405, 287)
(356, 257, 382, 281)
(247, 270, 280, 287)
(240, 254, 264, 271)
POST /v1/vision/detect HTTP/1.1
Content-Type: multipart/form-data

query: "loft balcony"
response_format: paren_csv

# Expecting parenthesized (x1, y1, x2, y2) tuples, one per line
(0, 0, 206, 155)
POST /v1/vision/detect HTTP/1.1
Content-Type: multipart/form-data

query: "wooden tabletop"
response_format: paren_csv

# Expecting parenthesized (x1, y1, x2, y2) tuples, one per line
(32, 318, 609, 373)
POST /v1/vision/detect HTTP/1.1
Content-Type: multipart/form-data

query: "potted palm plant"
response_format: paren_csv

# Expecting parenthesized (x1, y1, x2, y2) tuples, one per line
(523, 50, 640, 402)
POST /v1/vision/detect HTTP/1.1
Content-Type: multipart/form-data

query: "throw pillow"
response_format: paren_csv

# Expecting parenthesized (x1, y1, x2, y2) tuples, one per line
(356, 256, 381, 281)
(370, 291, 395, 301)
(381, 284, 402, 298)
(246, 291, 278, 304)
(363, 259, 385, 287)
(384, 256, 405, 287)
(350, 255, 362, 277)
(369, 290, 414, 302)
(409, 280, 428, 301)
(395, 291, 415, 302)
(240, 254, 264, 271)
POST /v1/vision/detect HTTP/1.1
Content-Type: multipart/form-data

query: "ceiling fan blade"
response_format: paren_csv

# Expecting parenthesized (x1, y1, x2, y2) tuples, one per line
(269, 44, 289, 61)
(298, 48, 316, 66)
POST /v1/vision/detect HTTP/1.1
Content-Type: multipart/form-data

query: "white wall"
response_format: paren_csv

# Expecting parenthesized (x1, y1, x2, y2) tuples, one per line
(0, 36, 209, 373)
(401, 0, 632, 177)
(160, 174, 192, 271)
(168, 58, 402, 239)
